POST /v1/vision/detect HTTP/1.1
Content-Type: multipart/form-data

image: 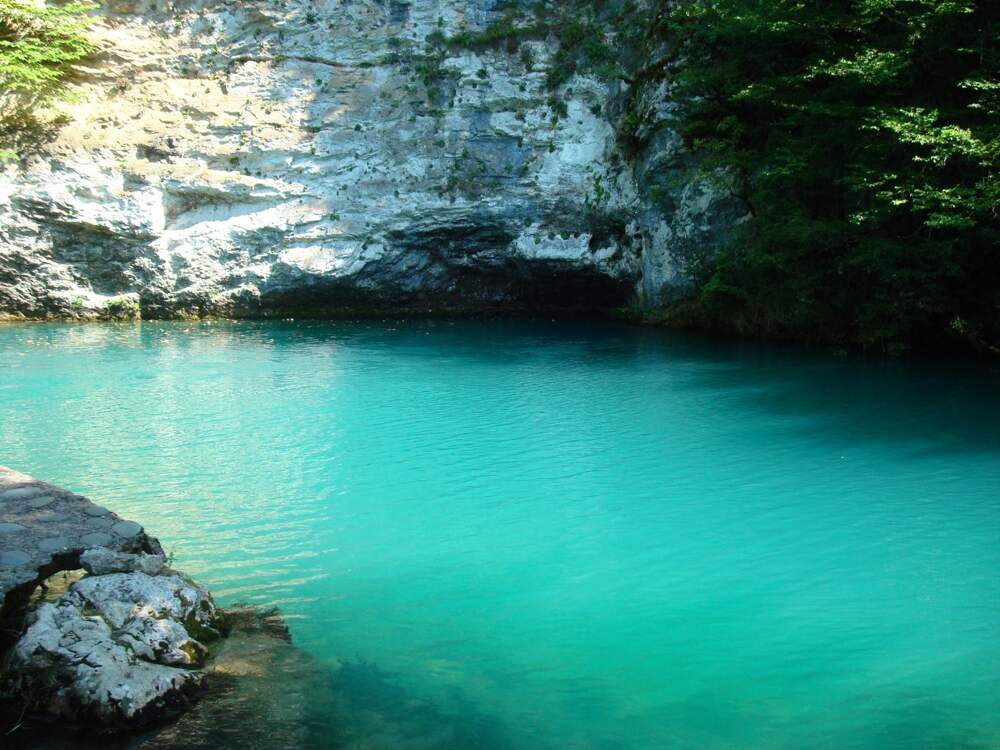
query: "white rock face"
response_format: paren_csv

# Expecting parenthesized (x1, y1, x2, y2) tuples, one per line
(10, 571, 223, 727)
(0, 0, 740, 318)
(72, 571, 223, 642)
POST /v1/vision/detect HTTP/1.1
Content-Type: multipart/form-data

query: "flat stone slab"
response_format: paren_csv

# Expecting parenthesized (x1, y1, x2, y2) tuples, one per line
(0, 551, 30, 567)
(0, 466, 164, 608)
(27, 495, 55, 509)
(80, 532, 114, 547)
(38, 537, 73, 553)
(112, 520, 143, 538)
(0, 487, 44, 501)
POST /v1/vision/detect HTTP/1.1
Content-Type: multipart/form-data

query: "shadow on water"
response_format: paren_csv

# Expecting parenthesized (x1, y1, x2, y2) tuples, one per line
(665, 342, 1000, 458)
(269, 317, 1000, 459)
(840, 689, 1000, 750)
(8, 634, 520, 750)
(318, 658, 516, 750)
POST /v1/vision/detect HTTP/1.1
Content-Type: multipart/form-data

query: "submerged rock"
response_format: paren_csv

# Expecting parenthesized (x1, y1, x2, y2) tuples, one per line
(8, 570, 224, 728)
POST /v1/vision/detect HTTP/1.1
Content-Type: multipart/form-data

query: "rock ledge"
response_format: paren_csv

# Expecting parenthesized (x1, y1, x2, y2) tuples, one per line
(0, 467, 227, 731)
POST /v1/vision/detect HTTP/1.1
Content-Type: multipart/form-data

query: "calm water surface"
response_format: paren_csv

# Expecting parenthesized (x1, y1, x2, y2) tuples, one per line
(2, 321, 999, 749)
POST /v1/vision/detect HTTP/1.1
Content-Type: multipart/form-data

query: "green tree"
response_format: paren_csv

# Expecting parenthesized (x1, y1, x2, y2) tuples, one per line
(655, 0, 1000, 353)
(0, 0, 95, 158)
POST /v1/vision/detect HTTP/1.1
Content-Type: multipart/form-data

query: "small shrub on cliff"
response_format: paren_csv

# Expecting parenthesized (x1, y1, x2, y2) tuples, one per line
(0, 0, 96, 155)
(446, 12, 545, 52)
(520, 43, 534, 71)
(444, 2, 628, 92)
(104, 295, 140, 321)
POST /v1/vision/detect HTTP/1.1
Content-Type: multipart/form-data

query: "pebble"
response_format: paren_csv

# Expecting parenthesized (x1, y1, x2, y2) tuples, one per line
(84, 505, 111, 517)
(28, 495, 56, 509)
(0, 522, 27, 535)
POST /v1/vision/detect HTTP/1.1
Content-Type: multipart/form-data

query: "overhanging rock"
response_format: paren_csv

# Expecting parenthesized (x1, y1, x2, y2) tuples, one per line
(0, 465, 164, 641)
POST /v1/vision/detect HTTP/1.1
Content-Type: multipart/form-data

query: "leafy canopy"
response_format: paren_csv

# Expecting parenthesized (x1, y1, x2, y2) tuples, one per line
(0, 0, 95, 156)
(655, 0, 999, 353)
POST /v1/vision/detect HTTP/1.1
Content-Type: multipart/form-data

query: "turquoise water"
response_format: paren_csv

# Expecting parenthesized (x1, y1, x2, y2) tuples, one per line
(2, 321, 999, 749)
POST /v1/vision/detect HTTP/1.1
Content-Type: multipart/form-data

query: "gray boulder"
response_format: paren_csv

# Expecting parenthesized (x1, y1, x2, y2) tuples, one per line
(8, 572, 224, 728)
(80, 547, 165, 576)
(71, 571, 224, 644)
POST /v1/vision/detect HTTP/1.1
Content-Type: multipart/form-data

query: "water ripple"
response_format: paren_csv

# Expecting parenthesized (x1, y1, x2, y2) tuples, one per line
(2, 320, 999, 749)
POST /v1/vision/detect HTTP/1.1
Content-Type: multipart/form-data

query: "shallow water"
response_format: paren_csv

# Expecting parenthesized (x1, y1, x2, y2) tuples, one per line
(2, 320, 999, 749)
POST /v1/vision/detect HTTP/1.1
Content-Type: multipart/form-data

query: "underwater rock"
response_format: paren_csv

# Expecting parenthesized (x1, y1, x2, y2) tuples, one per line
(222, 603, 291, 642)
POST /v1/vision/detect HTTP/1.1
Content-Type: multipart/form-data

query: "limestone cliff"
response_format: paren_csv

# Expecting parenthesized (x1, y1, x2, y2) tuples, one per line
(0, 0, 741, 319)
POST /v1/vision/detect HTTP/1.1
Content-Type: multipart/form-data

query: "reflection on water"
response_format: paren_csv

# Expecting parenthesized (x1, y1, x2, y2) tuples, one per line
(2, 320, 1000, 749)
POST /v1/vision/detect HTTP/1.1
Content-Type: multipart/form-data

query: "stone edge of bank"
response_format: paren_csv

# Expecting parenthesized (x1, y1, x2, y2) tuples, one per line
(0, 466, 225, 734)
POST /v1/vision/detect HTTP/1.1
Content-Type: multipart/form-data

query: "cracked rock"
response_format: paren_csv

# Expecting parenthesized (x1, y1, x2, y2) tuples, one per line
(7, 571, 224, 728)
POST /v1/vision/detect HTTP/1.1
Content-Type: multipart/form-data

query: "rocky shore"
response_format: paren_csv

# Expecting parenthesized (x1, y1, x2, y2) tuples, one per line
(0, 466, 271, 737)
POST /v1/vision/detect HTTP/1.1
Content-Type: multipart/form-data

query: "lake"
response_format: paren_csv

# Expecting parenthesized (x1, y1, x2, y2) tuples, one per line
(2, 320, 998, 749)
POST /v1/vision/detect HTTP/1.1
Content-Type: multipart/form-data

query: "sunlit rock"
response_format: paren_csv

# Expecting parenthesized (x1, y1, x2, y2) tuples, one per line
(8, 572, 219, 727)
(0, 0, 741, 319)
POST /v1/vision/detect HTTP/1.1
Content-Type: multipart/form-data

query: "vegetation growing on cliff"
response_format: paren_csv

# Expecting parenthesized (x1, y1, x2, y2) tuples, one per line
(644, 0, 1000, 353)
(460, 1, 999, 353)
(0, 0, 95, 158)
(443, 1, 632, 92)
(0, 0, 995, 354)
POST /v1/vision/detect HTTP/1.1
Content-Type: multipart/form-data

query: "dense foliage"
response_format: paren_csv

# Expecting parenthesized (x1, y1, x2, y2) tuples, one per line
(654, 0, 1000, 353)
(0, 0, 95, 157)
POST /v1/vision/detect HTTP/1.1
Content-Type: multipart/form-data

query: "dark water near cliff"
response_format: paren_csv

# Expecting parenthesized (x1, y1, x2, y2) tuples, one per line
(2, 321, 999, 749)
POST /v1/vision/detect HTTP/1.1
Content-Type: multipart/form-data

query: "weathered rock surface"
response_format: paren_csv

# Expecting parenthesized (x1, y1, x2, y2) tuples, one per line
(9, 571, 219, 727)
(0, 468, 225, 731)
(81, 548, 166, 577)
(0, 466, 163, 639)
(0, 0, 740, 320)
